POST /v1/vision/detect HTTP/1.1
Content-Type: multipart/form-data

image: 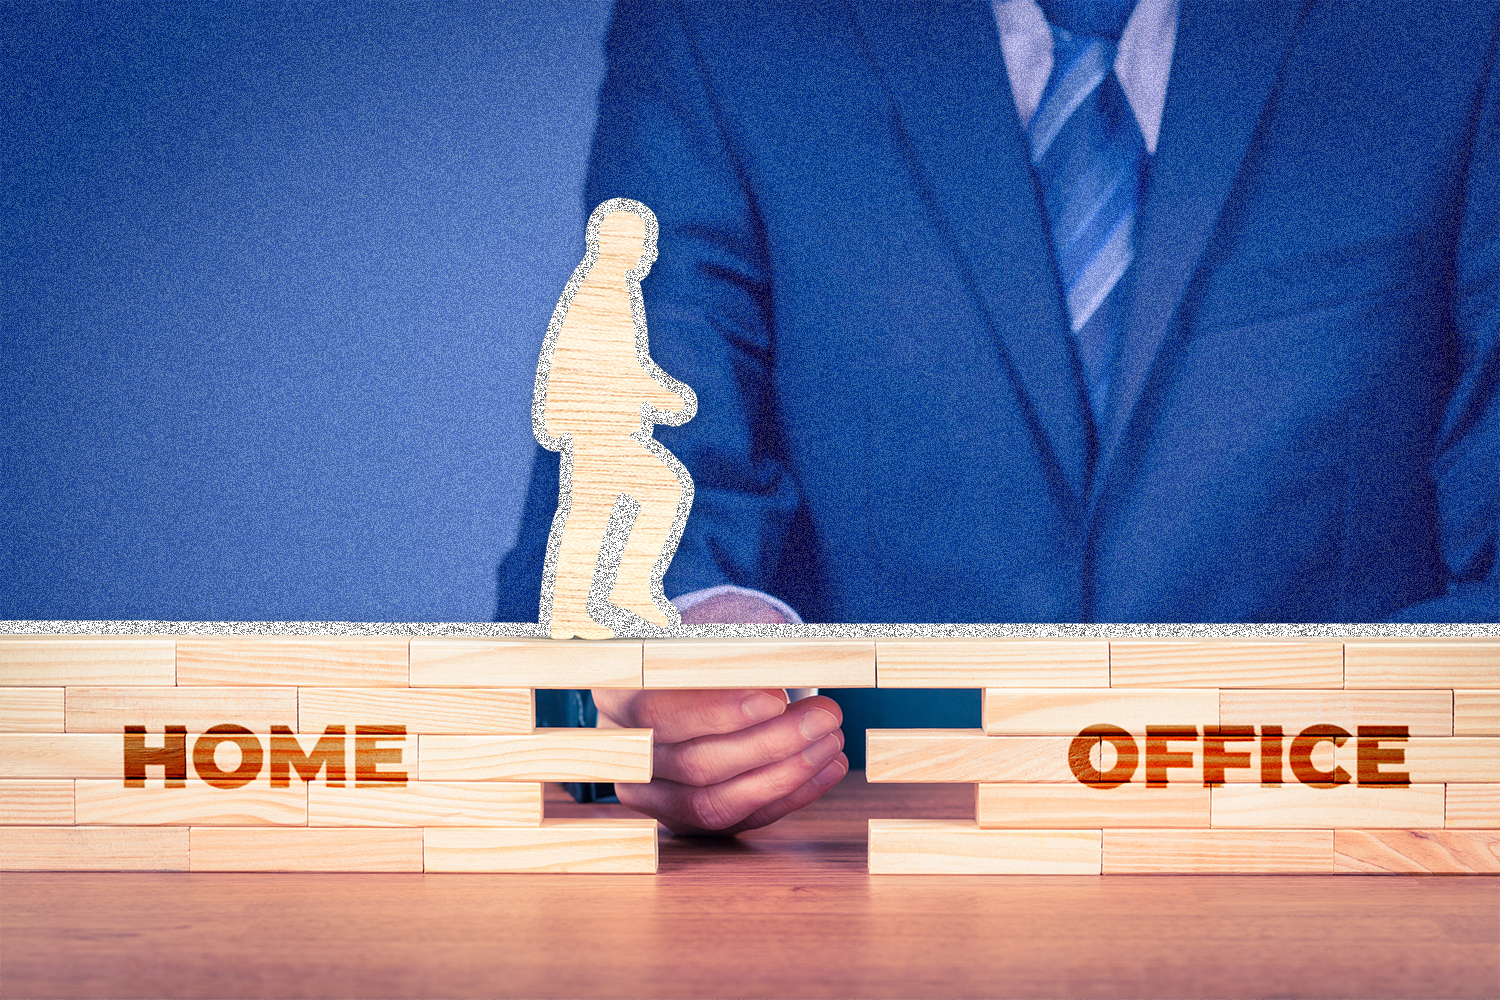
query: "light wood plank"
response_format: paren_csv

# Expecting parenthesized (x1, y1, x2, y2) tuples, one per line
(0, 734, 121, 778)
(982, 688, 1217, 735)
(0, 688, 64, 732)
(867, 820, 1100, 874)
(1343, 640, 1500, 689)
(298, 688, 533, 735)
(1109, 641, 1343, 688)
(0, 781, 74, 825)
(418, 729, 652, 782)
(409, 638, 641, 688)
(1210, 783, 1445, 828)
(423, 819, 658, 872)
(309, 781, 543, 827)
(1454, 690, 1500, 735)
(1, 826, 188, 870)
(865, 730, 1078, 783)
(975, 782, 1209, 828)
(189, 827, 423, 871)
(1334, 830, 1500, 873)
(0, 638, 175, 687)
(74, 779, 306, 825)
(1446, 784, 1500, 828)
(877, 640, 1107, 689)
(1103, 829, 1334, 874)
(65, 687, 296, 732)
(176, 637, 408, 687)
(644, 639, 874, 688)
(1219, 689, 1453, 736)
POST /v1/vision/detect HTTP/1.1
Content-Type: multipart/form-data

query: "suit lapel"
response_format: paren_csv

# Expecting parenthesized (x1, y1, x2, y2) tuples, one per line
(1091, 0, 1311, 508)
(851, 0, 1094, 504)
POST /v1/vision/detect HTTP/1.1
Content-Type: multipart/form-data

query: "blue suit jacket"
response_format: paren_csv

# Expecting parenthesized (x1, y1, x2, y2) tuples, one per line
(499, 0, 1500, 628)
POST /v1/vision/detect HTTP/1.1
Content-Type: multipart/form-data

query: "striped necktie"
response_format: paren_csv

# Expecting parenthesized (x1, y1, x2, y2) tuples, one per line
(1028, 0, 1145, 417)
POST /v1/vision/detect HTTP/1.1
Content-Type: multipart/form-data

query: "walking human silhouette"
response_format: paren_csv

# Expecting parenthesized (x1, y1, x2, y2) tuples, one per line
(533, 199, 697, 639)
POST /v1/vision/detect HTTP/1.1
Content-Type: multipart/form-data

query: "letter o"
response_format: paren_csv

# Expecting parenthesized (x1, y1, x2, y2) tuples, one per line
(194, 724, 264, 789)
(1070, 724, 1138, 788)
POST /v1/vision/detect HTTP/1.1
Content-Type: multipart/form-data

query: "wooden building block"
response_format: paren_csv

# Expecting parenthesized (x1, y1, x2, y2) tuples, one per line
(1334, 830, 1500, 874)
(409, 638, 641, 689)
(309, 780, 543, 827)
(1210, 783, 1445, 828)
(975, 782, 1209, 828)
(1102, 829, 1334, 874)
(298, 688, 534, 735)
(176, 637, 408, 687)
(189, 827, 423, 871)
(877, 640, 1108, 688)
(0, 688, 63, 732)
(1343, 639, 1500, 689)
(1397, 738, 1500, 783)
(64, 687, 297, 733)
(74, 779, 307, 826)
(1219, 689, 1453, 737)
(643, 639, 875, 688)
(0, 781, 74, 825)
(865, 730, 1078, 783)
(1446, 784, 1500, 828)
(0, 734, 121, 778)
(867, 820, 1100, 874)
(424, 818, 658, 872)
(1454, 690, 1500, 735)
(982, 688, 1217, 735)
(0, 826, 188, 870)
(1109, 641, 1343, 688)
(418, 728, 652, 782)
(0, 637, 175, 687)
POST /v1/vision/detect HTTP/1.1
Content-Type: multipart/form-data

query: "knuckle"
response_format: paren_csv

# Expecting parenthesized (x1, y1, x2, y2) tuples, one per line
(670, 747, 714, 787)
(686, 786, 735, 831)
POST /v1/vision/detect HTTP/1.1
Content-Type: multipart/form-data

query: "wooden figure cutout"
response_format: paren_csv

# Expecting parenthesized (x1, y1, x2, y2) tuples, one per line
(532, 199, 696, 639)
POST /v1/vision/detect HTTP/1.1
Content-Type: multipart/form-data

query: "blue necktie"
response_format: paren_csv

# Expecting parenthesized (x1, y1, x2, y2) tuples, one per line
(1029, 0, 1145, 417)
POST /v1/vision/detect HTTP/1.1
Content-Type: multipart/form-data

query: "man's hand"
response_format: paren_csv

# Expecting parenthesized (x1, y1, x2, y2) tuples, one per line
(591, 590, 848, 835)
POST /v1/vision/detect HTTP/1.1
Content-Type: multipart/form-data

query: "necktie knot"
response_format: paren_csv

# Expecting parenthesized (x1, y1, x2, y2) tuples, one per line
(1035, 0, 1137, 41)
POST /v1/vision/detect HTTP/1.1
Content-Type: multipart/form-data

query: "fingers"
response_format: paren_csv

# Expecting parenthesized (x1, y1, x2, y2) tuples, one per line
(653, 696, 843, 786)
(592, 687, 788, 744)
(677, 591, 791, 624)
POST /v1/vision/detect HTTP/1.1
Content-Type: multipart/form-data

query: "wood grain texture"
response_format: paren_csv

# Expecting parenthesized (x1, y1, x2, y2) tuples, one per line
(74, 779, 307, 826)
(982, 688, 1217, 734)
(188, 827, 423, 871)
(176, 637, 408, 687)
(0, 688, 64, 731)
(0, 637, 175, 687)
(299, 687, 534, 735)
(876, 639, 1108, 688)
(1218, 688, 1453, 736)
(0, 780, 74, 825)
(1108, 641, 1343, 688)
(1343, 640, 1500, 689)
(1334, 829, 1500, 873)
(1210, 783, 1445, 828)
(643, 639, 875, 688)
(1454, 690, 1500, 735)
(1102, 829, 1334, 874)
(409, 638, 642, 689)
(865, 730, 1078, 782)
(1, 826, 188, 870)
(975, 781, 1210, 828)
(424, 818, 658, 872)
(867, 819, 1100, 874)
(1446, 784, 1500, 828)
(0, 734, 121, 778)
(65, 686, 297, 732)
(309, 780, 543, 827)
(418, 728, 652, 782)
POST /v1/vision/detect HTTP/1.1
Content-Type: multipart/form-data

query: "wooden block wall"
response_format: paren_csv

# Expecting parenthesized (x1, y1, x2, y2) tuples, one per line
(869, 638, 1499, 875)
(0, 635, 656, 873)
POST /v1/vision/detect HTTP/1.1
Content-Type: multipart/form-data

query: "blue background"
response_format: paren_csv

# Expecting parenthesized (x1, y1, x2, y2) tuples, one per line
(3, 3, 613, 622)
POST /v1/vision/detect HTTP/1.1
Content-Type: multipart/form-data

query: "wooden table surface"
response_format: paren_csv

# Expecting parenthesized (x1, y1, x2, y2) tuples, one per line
(3, 772, 1496, 1000)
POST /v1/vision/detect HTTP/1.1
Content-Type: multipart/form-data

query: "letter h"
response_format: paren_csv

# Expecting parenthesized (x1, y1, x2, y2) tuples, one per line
(124, 725, 187, 788)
